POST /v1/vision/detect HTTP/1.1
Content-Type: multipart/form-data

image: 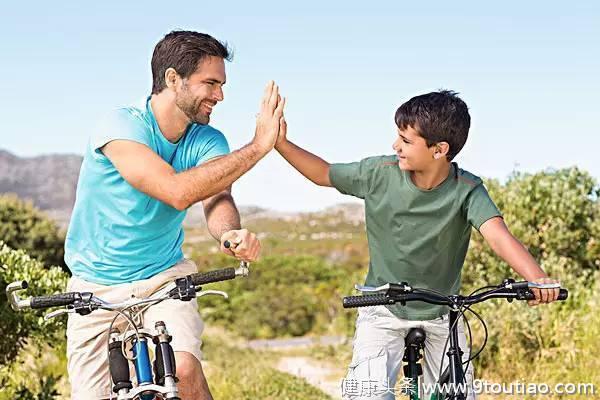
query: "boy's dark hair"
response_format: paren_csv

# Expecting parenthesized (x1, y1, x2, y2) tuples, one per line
(151, 30, 232, 94)
(394, 90, 470, 161)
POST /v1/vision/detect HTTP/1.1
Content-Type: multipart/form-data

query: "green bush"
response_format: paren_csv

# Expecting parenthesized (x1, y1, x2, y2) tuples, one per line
(464, 168, 599, 291)
(0, 195, 66, 269)
(195, 254, 348, 339)
(0, 242, 68, 367)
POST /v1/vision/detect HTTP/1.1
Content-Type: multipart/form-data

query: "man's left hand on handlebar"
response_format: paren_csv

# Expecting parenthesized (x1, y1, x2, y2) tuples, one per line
(220, 229, 261, 262)
(528, 276, 561, 306)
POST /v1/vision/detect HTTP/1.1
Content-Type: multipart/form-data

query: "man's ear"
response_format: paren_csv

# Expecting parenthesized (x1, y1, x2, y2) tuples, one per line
(164, 68, 180, 89)
(433, 142, 450, 159)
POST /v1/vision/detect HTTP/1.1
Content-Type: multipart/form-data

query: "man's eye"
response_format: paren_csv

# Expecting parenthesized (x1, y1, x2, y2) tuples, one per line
(403, 139, 410, 144)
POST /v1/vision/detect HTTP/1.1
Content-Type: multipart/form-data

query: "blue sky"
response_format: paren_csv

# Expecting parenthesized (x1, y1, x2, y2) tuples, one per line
(1, 1, 598, 211)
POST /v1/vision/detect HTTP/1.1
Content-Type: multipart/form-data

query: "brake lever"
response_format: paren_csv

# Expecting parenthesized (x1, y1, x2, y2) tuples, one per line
(235, 261, 250, 277)
(527, 282, 561, 289)
(44, 308, 75, 320)
(503, 279, 561, 290)
(196, 290, 228, 299)
(355, 283, 390, 293)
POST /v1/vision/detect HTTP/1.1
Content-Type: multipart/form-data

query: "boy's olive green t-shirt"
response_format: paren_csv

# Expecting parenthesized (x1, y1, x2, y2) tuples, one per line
(329, 155, 502, 320)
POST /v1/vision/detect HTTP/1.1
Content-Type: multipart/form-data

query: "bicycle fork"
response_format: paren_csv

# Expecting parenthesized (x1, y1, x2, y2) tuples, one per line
(108, 321, 180, 399)
(432, 308, 466, 400)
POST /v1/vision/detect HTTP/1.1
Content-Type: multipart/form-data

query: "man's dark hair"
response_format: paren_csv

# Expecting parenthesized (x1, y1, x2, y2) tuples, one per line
(394, 90, 471, 161)
(151, 30, 232, 94)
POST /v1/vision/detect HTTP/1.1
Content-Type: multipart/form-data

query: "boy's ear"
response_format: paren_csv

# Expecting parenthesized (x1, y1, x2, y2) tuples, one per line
(433, 142, 450, 159)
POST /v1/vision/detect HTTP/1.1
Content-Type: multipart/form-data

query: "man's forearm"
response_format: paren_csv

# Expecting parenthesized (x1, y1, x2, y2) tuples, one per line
(276, 140, 331, 186)
(175, 143, 266, 209)
(204, 191, 241, 241)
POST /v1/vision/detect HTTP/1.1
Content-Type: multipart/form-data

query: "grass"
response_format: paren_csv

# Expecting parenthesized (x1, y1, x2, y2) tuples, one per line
(0, 330, 333, 400)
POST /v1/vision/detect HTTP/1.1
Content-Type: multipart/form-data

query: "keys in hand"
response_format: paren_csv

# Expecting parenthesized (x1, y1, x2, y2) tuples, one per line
(220, 229, 261, 262)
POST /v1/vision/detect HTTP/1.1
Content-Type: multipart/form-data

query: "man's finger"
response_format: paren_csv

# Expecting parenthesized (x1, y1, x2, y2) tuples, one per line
(268, 84, 279, 111)
(221, 247, 235, 257)
(260, 81, 274, 111)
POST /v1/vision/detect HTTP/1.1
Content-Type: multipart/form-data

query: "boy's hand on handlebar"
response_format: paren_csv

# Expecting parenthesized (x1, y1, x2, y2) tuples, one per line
(528, 276, 560, 306)
(220, 229, 261, 262)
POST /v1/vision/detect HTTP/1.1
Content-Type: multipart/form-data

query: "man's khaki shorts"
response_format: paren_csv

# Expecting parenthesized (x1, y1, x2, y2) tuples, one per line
(66, 259, 204, 399)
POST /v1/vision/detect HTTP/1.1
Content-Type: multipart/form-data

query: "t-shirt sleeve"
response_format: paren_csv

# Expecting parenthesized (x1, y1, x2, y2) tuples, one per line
(464, 183, 503, 230)
(90, 109, 152, 160)
(328, 158, 375, 199)
(194, 128, 230, 166)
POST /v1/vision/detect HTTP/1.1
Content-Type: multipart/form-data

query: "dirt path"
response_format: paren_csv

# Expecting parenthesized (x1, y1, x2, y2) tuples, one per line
(276, 356, 343, 399)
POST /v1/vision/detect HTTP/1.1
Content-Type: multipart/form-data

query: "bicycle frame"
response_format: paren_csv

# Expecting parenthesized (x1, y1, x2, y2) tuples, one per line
(343, 279, 567, 400)
(6, 260, 250, 400)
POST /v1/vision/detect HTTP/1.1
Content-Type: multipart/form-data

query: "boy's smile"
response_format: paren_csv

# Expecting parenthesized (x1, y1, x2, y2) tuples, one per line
(392, 125, 436, 171)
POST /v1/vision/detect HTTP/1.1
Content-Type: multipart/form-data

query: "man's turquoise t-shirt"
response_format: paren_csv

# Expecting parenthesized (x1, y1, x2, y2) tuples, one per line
(64, 97, 230, 285)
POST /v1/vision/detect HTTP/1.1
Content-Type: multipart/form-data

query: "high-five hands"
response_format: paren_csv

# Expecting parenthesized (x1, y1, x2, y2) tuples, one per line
(253, 81, 286, 154)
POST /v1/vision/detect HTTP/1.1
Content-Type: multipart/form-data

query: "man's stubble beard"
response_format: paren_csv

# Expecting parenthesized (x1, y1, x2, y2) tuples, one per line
(175, 84, 209, 125)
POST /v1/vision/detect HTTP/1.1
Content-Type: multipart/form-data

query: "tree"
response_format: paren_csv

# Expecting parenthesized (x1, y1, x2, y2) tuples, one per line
(0, 194, 66, 270)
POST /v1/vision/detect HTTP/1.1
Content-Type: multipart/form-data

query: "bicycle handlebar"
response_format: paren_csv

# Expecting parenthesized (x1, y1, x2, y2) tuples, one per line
(30, 292, 83, 309)
(343, 282, 568, 309)
(189, 267, 237, 286)
(6, 261, 249, 313)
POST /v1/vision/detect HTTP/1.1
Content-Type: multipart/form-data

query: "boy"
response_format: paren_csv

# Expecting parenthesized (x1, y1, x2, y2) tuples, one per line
(275, 90, 559, 399)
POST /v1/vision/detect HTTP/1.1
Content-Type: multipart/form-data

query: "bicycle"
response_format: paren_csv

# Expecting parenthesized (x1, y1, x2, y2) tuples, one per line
(343, 278, 568, 400)
(6, 242, 249, 400)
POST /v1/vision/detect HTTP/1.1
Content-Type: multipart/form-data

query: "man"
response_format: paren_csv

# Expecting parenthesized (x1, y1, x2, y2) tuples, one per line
(64, 30, 285, 399)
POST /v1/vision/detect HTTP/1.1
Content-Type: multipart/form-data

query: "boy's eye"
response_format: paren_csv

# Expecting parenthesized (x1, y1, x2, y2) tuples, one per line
(402, 139, 410, 144)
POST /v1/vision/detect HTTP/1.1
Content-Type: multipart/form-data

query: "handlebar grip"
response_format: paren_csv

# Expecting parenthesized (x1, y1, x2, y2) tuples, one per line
(190, 267, 237, 286)
(343, 294, 395, 308)
(30, 292, 81, 309)
(558, 289, 568, 300)
(522, 288, 569, 301)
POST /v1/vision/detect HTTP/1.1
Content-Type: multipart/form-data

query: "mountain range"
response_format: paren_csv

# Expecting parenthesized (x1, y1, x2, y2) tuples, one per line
(0, 149, 364, 227)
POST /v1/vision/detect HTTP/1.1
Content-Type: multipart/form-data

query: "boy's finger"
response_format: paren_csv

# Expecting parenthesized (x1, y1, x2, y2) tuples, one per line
(553, 287, 560, 302)
(274, 97, 286, 117)
(541, 288, 549, 303)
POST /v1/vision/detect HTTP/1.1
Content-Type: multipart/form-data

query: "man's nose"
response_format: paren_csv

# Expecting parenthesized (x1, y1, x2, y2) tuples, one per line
(214, 86, 224, 102)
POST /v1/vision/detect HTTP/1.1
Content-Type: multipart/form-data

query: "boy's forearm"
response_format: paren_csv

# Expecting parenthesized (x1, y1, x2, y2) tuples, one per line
(480, 217, 549, 281)
(276, 140, 332, 187)
(489, 232, 548, 281)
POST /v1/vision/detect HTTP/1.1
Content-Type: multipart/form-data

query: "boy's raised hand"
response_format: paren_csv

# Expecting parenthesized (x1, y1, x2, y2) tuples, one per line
(253, 81, 286, 153)
(275, 111, 288, 150)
